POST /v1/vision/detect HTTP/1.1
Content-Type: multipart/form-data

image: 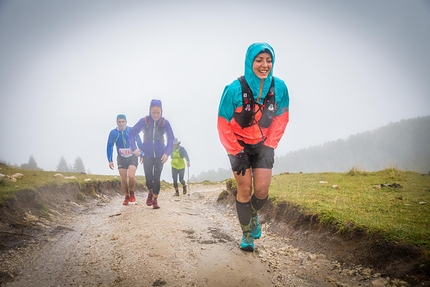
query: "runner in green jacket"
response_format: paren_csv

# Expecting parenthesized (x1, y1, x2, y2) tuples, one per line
(170, 138, 190, 196)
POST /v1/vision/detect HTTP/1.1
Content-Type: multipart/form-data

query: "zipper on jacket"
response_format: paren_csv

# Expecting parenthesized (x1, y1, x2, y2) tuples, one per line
(121, 130, 127, 148)
(152, 120, 156, 157)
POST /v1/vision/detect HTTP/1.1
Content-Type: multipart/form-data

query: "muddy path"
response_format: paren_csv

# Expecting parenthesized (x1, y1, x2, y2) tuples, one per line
(0, 183, 418, 286)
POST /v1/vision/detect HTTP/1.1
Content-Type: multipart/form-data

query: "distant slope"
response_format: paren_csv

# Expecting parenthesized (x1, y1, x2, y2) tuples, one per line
(274, 116, 430, 174)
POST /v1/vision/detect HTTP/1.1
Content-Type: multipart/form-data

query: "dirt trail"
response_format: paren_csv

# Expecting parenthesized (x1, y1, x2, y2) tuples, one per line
(0, 184, 414, 286)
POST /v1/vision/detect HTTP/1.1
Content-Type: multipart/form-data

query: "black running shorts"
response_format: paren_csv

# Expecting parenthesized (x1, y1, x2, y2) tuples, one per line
(228, 143, 274, 170)
(117, 155, 138, 169)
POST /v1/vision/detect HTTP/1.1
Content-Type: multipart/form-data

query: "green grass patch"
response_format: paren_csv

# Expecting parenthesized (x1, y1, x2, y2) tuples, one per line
(270, 168, 430, 248)
(77, 191, 86, 201)
(37, 202, 50, 218)
(0, 165, 147, 204)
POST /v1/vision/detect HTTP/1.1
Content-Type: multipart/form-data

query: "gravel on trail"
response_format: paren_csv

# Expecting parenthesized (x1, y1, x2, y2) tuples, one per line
(0, 183, 414, 286)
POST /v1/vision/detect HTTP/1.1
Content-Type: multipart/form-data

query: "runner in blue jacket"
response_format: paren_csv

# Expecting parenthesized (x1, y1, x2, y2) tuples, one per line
(218, 42, 290, 251)
(106, 114, 143, 205)
(129, 99, 175, 209)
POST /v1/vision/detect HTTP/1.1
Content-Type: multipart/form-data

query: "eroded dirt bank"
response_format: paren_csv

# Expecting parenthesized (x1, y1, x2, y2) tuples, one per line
(0, 181, 428, 286)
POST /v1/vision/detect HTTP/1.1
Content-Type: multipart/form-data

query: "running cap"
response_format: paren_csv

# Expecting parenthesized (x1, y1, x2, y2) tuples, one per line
(116, 114, 126, 121)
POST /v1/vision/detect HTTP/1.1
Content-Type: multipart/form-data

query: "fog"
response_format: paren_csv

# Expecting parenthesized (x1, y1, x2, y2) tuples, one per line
(1, 0, 429, 181)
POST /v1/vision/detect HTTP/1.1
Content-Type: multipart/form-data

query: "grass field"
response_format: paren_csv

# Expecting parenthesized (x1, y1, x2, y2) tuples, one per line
(1, 164, 429, 250)
(269, 168, 430, 248)
(0, 164, 145, 203)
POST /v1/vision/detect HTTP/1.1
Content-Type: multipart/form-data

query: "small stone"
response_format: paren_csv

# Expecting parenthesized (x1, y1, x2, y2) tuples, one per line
(307, 254, 317, 261)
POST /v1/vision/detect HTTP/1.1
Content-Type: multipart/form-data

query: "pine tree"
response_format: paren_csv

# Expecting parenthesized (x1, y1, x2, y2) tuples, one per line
(57, 156, 69, 172)
(28, 156, 38, 169)
(73, 157, 86, 173)
(21, 155, 39, 170)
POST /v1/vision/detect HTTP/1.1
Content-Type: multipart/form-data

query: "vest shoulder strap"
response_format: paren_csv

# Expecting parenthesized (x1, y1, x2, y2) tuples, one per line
(238, 76, 254, 106)
(234, 76, 276, 129)
(158, 117, 165, 126)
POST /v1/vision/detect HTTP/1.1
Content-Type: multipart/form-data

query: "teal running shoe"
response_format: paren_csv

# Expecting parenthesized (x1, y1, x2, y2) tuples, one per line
(250, 215, 261, 239)
(239, 233, 254, 252)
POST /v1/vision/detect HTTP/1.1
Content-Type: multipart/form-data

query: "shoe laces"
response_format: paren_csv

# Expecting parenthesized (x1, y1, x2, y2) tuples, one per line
(243, 233, 253, 242)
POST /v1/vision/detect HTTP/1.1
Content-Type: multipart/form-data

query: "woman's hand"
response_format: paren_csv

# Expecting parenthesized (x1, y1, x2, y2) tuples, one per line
(233, 151, 249, 176)
(161, 154, 168, 164)
(133, 148, 141, 157)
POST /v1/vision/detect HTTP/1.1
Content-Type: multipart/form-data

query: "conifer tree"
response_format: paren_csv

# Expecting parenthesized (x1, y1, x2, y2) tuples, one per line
(73, 157, 86, 173)
(57, 156, 69, 172)
(21, 155, 39, 170)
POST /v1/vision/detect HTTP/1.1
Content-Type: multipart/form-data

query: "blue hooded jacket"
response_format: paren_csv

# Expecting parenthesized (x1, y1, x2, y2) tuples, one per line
(128, 99, 175, 158)
(217, 42, 290, 155)
(106, 126, 143, 162)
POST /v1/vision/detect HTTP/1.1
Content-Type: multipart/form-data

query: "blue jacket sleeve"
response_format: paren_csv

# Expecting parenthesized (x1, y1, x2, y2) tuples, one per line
(135, 132, 143, 150)
(163, 119, 175, 156)
(106, 130, 115, 162)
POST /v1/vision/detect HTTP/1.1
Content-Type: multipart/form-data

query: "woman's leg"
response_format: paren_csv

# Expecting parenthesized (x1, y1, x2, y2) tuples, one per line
(251, 168, 272, 206)
(151, 158, 164, 198)
(250, 145, 274, 215)
(234, 170, 253, 226)
(143, 158, 154, 191)
(143, 158, 155, 206)
(233, 170, 255, 250)
(248, 168, 271, 239)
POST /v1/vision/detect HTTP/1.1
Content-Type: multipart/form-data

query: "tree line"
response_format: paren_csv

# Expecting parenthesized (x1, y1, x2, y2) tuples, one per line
(56, 156, 87, 173)
(3, 116, 428, 180)
(273, 116, 430, 174)
(1, 156, 87, 174)
(191, 116, 430, 182)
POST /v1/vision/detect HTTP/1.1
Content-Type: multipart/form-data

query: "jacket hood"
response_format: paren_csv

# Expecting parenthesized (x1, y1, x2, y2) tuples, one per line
(244, 42, 275, 100)
(149, 99, 163, 115)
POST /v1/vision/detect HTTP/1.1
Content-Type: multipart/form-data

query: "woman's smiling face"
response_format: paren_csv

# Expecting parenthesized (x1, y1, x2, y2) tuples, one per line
(150, 106, 162, 121)
(252, 52, 272, 79)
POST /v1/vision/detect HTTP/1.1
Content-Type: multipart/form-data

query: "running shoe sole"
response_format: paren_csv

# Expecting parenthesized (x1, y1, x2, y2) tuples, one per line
(239, 235, 254, 251)
(240, 245, 254, 252)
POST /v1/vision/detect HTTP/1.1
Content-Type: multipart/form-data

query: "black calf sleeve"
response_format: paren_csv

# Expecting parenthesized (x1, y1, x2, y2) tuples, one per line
(251, 194, 268, 216)
(236, 200, 252, 226)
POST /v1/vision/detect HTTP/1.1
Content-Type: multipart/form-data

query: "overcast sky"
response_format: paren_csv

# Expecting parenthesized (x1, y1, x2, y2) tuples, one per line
(1, 0, 429, 180)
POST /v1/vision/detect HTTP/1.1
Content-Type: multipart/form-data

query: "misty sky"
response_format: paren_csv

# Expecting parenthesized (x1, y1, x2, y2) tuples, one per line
(1, 0, 429, 181)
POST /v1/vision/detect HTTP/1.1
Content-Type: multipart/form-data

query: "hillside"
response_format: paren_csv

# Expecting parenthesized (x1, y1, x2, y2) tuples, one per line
(191, 116, 430, 182)
(274, 116, 430, 174)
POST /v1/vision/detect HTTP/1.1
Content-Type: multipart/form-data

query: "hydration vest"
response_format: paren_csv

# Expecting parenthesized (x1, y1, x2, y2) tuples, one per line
(233, 76, 276, 129)
(143, 116, 165, 143)
(113, 127, 129, 146)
